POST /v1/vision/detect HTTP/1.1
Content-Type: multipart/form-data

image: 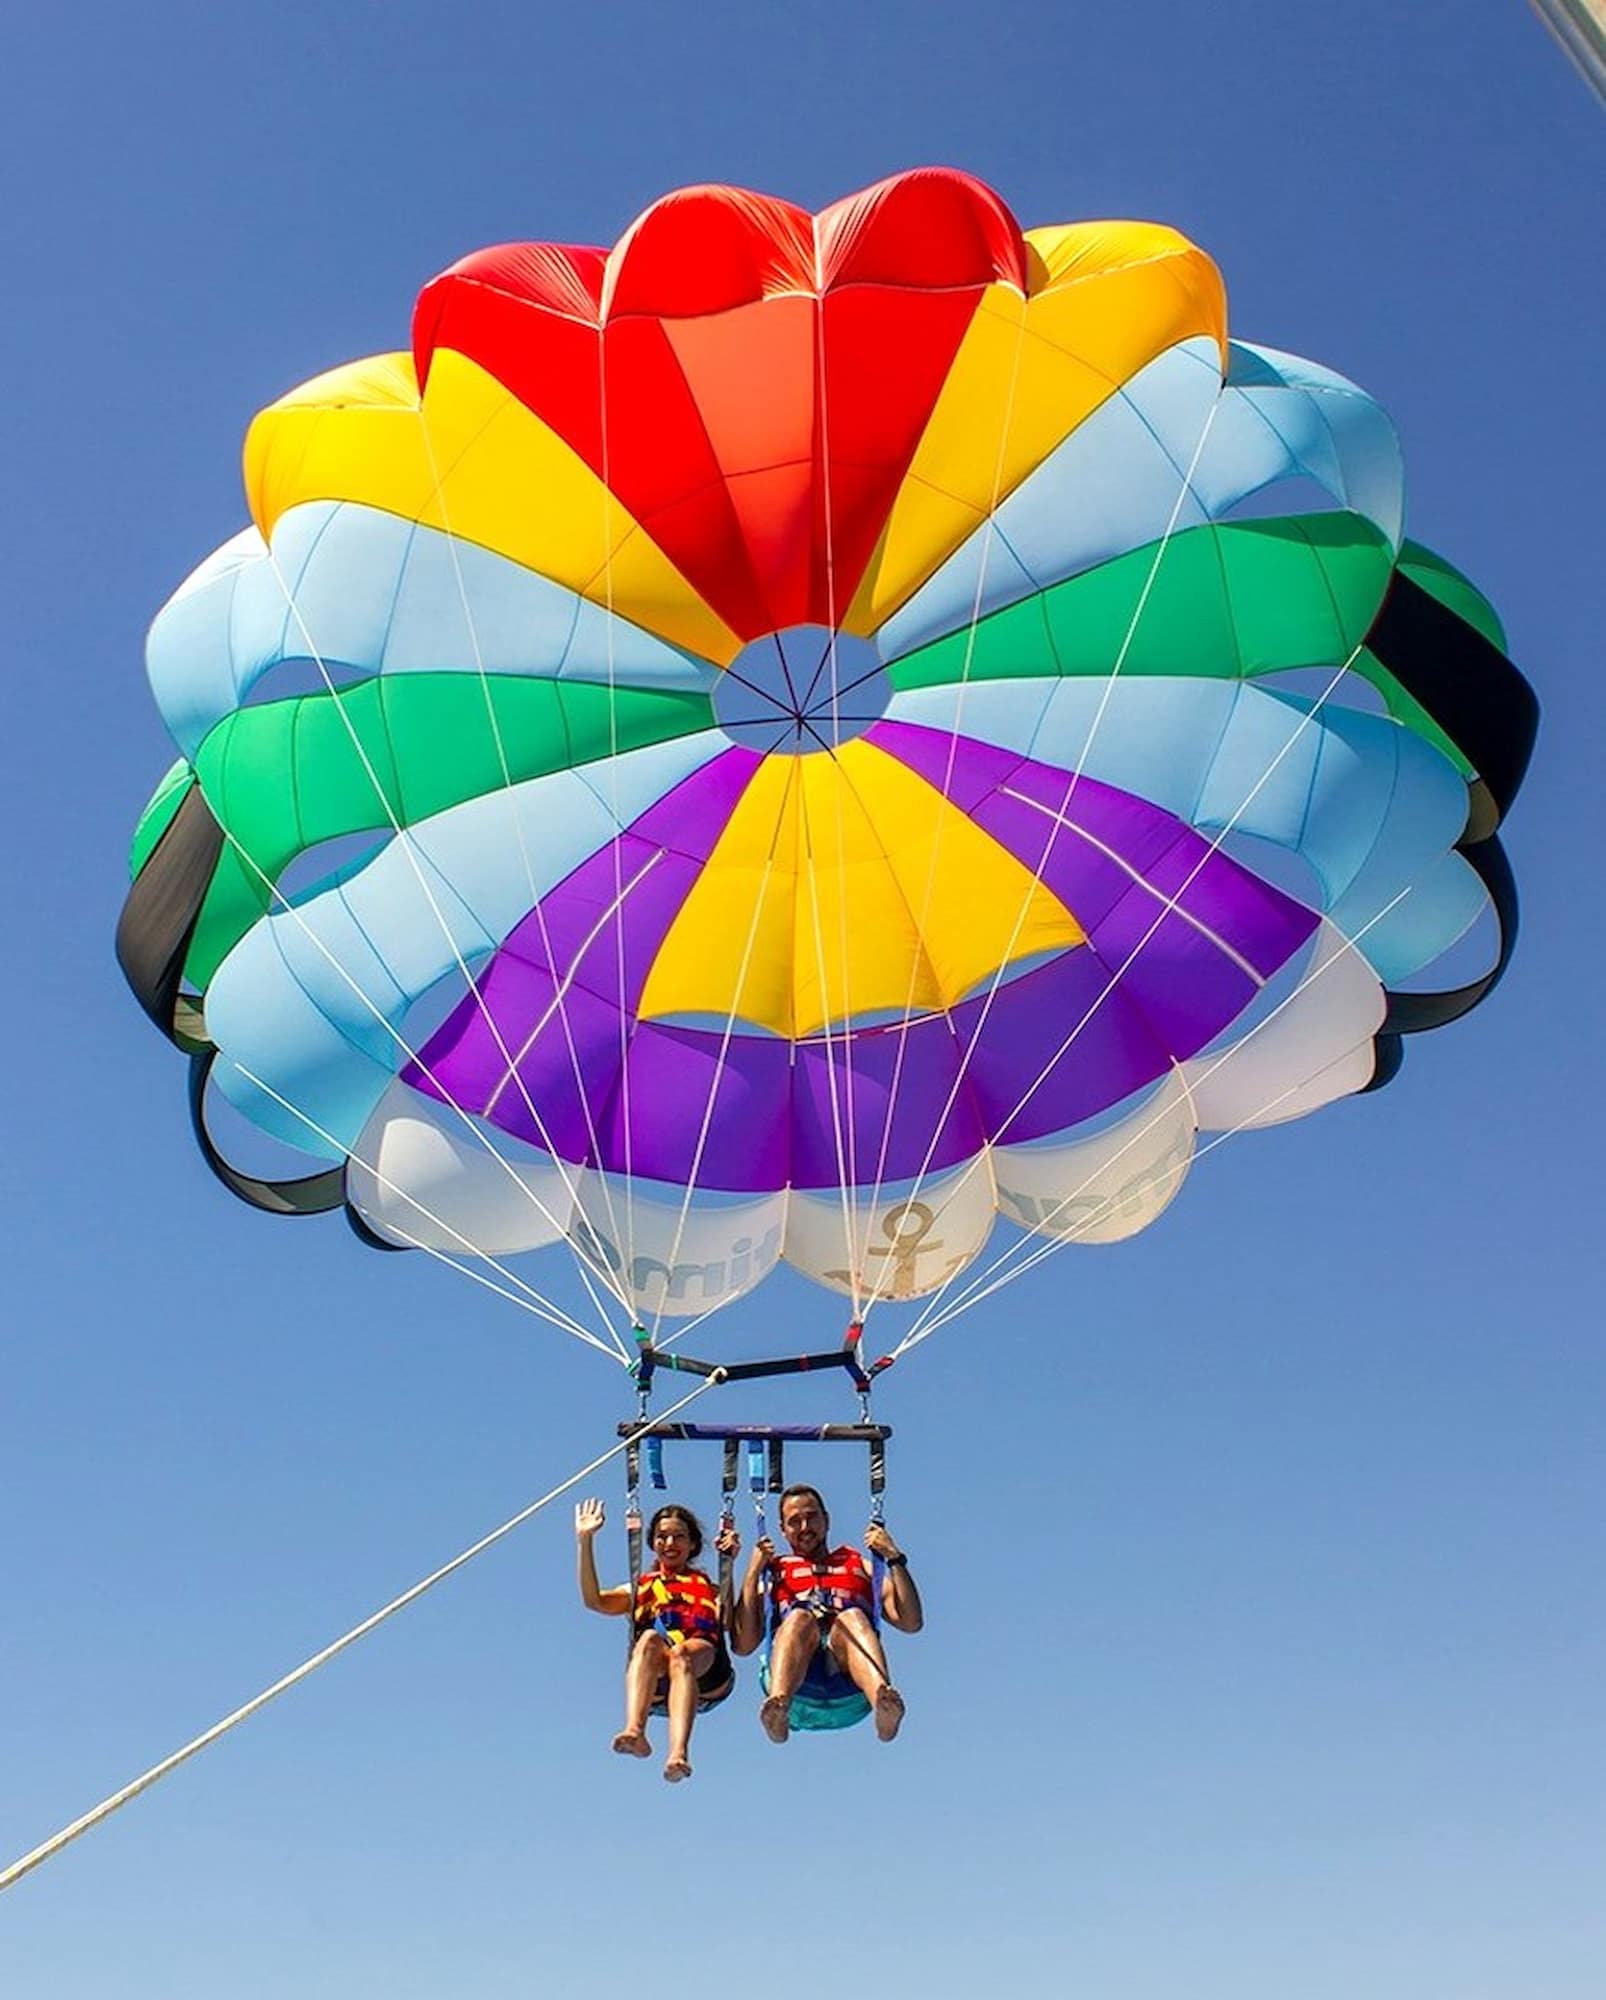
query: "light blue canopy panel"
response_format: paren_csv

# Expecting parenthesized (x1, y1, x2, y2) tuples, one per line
(204, 731, 732, 1157)
(146, 502, 718, 758)
(884, 678, 1486, 984)
(879, 337, 1404, 660)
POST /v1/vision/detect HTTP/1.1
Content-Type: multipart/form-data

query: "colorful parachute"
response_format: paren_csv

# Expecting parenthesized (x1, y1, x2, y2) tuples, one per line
(118, 169, 1536, 1329)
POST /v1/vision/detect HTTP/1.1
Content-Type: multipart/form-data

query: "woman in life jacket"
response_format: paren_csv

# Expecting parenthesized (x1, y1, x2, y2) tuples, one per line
(575, 1497, 737, 1783)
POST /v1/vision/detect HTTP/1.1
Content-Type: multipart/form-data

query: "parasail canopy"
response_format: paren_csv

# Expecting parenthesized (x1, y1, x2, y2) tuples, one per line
(118, 169, 1537, 1346)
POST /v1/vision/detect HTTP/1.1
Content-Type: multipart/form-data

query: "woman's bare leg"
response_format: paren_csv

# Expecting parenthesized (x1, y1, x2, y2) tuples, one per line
(613, 1632, 666, 1755)
(662, 1638, 713, 1781)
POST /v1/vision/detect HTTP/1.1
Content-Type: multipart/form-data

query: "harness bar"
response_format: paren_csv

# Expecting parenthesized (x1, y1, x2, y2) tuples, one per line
(631, 1338, 896, 1399)
(615, 1423, 892, 1444)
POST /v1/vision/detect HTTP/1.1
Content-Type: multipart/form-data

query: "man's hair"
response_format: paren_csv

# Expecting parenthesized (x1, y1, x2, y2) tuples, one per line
(646, 1503, 704, 1560)
(778, 1483, 828, 1523)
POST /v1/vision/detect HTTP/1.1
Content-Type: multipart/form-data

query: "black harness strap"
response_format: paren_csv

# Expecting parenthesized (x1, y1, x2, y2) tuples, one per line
(718, 1438, 739, 1605)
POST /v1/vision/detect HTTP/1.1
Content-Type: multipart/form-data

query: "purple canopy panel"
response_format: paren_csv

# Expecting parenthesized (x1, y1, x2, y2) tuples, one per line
(869, 719, 1319, 1063)
(408, 750, 760, 1158)
(495, 833, 697, 1002)
(594, 1022, 792, 1192)
(790, 1009, 988, 1190)
(950, 948, 1178, 1147)
(404, 965, 620, 1161)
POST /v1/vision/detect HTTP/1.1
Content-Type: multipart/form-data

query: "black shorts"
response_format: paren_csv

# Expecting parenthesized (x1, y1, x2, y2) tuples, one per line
(648, 1638, 735, 1714)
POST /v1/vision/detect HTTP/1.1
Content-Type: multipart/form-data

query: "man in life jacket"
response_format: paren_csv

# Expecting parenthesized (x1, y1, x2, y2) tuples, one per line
(731, 1483, 922, 1745)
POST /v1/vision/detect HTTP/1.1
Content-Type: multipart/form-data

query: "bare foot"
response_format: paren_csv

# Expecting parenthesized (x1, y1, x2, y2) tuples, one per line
(759, 1695, 791, 1745)
(611, 1730, 652, 1758)
(663, 1759, 692, 1783)
(873, 1686, 905, 1743)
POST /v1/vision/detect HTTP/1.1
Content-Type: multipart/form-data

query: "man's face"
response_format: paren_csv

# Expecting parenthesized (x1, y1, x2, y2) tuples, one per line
(779, 1493, 828, 1559)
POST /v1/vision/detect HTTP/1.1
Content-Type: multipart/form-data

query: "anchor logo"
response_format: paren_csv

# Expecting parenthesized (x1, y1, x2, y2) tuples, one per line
(825, 1199, 953, 1301)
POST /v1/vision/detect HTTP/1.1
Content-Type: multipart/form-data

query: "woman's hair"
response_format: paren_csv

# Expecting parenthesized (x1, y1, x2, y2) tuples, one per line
(647, 1503, 704, 1560)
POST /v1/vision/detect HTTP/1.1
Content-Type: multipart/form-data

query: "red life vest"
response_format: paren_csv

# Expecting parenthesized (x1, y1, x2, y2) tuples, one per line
(769, 1546, 875, 1623)
(633, 1565, 722, 1646)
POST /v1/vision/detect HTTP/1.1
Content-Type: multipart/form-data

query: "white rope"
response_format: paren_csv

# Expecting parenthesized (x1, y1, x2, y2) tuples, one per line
(366, 1221, 629, 1336)
(860, 383, 1220, 1321)
(412, 406, 637, 1321)
(858, 292, 1030, 1271)
(595, 320, 644, 1304)
(1063, 399, 1221, 800)
(897, 882, 1412, 1350)
(232, 1062, 619, 1357)
(876, 630, 1373, 1345)
(646, 842, 781, 1347)
(650, 1282, 747, 1353)
(208, 814, 629, 1363)
(0, 1375, 722, 1897)
(914, 1055, 1349, 1340)
(807, 252, 865, 1313)
(260, 539, 636, 1338)
(798, 766, 862, 1317)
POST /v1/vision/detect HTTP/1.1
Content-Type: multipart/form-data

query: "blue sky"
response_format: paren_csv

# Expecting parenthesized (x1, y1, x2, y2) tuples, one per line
(2, 4, 1602, 1994)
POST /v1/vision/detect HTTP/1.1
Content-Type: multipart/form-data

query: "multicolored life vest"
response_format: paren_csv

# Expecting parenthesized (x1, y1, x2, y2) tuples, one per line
(633, 1566, 722, 1646)
(768, 1546, 875, 1624)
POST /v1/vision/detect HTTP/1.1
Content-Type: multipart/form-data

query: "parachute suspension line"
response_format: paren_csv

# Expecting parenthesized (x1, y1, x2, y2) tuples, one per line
(646, 1280, 752, 1355)
(895, 879, 1414, 1353)
(352, 1219, 624, 1347)
(597, 316, 643, 1317)
(411, 403, 638, 1316)
(1066, 395, 1220, 804)
(260, 545, 636, 1343)
(205, 793, 630, 1361)
(0, 1375, 723, 1899)
(821, 753, 985, 1271)
(858, 370, 1219, 1324)
(811, 245, 866, 1305)
(902, 898, 1415, 1346)
(890, 635, 1377, 1346)
(647, 757, 798, 1348)
(868, 432, 1384, 1336)
(798, 767, 863, 1321)
(231, 1061, 618, 1357)
(857, 296, 1032, 1292)
(644, 855, 776, 1347)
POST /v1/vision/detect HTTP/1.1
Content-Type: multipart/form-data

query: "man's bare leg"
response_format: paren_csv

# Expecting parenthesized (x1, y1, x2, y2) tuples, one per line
(662, 1639, 713, 1781)
(828, 1611, 905, 1741)
(613, 1631, 665, 1756)
(760, 1609, 820, 1744)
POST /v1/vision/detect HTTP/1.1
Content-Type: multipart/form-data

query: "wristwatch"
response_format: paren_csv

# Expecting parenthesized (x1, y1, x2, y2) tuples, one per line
(884, 1552, 909, 1568)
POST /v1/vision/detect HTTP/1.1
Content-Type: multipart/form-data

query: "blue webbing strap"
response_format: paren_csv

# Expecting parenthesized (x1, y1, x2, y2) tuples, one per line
(745, 1439, 772, 1671)
(746, 1439, 768, 1542)
(868, 1432, 887, 1632)
(630, 1444, 675, 1648)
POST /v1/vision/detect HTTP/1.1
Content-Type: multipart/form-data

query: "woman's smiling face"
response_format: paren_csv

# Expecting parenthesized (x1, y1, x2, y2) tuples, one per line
(651, 1514, 695, 1571)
